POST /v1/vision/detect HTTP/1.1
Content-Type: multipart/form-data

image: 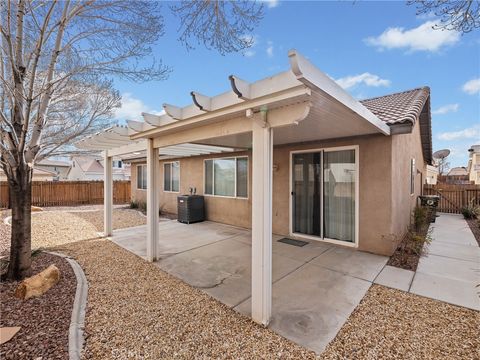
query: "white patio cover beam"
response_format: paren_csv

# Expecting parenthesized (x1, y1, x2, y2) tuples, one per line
(288, 50, 390, 135)
(190, 91, 212, 111)
(251, 113, 273, 326)
(104, 153, 113, 237)
(146, 138, 159, 262)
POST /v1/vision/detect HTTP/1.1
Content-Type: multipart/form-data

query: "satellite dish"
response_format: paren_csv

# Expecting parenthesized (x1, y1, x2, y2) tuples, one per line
(433, 149, 450, 160)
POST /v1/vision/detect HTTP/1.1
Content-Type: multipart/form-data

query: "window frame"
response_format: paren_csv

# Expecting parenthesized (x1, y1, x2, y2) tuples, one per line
(410, 158, 416, 196)
(203, 156, 249, 199)
(163, 161, 180, 193)
(136, 164, 147, 190)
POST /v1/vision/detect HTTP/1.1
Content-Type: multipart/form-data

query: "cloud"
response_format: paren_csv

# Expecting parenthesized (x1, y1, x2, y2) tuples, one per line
(241, 34, 258, 57)
(266, 41, 274, 57)
(438, 125, 480, 141)
(335, 72, 391, 90)
(462, 77, 480, 95)
(432, 103, 459, 115)
(364, 21, 460, 52)
(243, 49, 256, 57)
(114, 93, 158, 120)
(262, 0, 279, 8)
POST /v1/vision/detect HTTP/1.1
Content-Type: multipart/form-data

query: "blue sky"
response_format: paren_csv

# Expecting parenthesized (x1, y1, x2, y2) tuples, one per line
(113, 0, 479, 168)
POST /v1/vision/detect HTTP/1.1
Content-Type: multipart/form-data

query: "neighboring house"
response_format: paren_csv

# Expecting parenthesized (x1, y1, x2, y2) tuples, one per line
(68, 155, 130, 181)
(443, 166, 471, 185)
(467, 145, 480, 185)
(1, 167, 56, 181)
(426, 165, 439, 185)
(35, 159, 71, 180)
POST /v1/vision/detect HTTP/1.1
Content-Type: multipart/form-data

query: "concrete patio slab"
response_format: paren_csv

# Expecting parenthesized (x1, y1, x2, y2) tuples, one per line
(234, 263, 371, 354)
(311, 246, 388, 282)
(272, 237, 332, 263)
(374, 265, 414, 292)
(157, 237, 303, 307)
(410, 272, 480, 310)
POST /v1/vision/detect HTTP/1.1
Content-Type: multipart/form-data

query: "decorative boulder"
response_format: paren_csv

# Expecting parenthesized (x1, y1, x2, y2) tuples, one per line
(14, 265, 60, 300)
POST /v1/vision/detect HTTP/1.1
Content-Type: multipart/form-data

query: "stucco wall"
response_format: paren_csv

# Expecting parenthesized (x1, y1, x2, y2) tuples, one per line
(389, 120, 426, 248)
(130, 133, 404, 255)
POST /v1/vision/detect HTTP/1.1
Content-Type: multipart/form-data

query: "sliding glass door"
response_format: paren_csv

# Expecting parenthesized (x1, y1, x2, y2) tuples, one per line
(292, 148, 356, 243)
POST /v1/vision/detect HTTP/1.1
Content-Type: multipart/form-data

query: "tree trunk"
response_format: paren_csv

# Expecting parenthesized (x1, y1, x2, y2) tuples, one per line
(6, 166, 33, 280)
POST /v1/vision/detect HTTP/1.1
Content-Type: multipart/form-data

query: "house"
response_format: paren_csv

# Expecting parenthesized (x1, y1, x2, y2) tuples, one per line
(425, 165, 439, 185)
(467, 145, 480, 185)
(68, 155, 130, 181)
(443, 166, 471, 184)
(0, 167, 57, 181)
(76, 50, 432, 326)
(35, 158, 71, 180)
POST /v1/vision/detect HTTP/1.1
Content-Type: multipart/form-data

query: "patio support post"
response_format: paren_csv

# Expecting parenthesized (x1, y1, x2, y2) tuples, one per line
(104, 152, 113, 237)
(251, 113, 273, 326)
(146, 138, 159, 262)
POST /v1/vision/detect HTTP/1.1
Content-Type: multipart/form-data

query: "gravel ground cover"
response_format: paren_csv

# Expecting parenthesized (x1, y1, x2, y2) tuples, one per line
(465, 218, 480, 246)
(70, 208, 146, 232)
(53, 238, 318, 359)
(321, 285, 480, 359)
(0, 252, 76, 359)
(1, 211, 99, 256)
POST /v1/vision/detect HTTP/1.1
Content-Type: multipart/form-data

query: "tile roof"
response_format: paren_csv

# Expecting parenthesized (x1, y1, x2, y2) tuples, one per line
(361, 87, 430, 125)
(37, 159, 71, 167)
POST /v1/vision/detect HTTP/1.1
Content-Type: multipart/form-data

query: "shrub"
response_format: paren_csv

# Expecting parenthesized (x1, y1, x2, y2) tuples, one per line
(461, 198, 480, 220)
(413, 205, 428, 233)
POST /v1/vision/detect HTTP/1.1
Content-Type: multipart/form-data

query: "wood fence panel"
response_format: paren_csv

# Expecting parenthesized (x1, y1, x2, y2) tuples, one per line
(0, 180, 130, 208)
(424, 184, 480, 213)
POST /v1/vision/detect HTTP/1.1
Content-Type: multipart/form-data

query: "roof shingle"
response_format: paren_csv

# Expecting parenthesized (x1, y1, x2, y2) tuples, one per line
(360, 87, 430, 125)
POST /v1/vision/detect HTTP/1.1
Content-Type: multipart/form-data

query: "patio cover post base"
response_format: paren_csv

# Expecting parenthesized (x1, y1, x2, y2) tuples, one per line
(103, 153, 113, 237)
(251, 118, 273, 326)
(146, 138, 160, 262)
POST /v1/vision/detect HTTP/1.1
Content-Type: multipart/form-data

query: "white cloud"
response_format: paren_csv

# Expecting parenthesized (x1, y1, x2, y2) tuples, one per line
(335, 72, 391, 90)
(438, 125, 480, 141)
(364, 21, 460, 52)
(243, 49, 256, 57)
(462, 78, 480, 95)
(262, 0, 279, 8)
(266, 41, 274, 57)
(241, 34, 258, 57)
(432, 103, 459, 115)
(114, 93, 158, 120)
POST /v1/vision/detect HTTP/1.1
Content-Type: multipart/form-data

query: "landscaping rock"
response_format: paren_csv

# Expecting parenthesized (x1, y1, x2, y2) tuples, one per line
(14, 264, 60, 300)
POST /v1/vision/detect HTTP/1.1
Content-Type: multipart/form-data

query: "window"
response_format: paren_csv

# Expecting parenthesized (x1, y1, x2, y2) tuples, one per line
(204, 157, 248, 198)
(113, 160, 123, 168)
(410, 158, 416, 195)
(137, 164, 147, 190)
(164, 162, 180, 192)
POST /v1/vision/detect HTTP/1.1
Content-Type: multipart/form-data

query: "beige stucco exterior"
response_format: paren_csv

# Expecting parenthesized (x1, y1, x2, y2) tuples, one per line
(130, 117, 426, 256)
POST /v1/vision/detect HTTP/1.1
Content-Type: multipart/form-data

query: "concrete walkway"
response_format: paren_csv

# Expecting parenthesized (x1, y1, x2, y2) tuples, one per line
(112, 220, 388, 354)
(410, 213, 480, 310)
(373, 213, 480, 310)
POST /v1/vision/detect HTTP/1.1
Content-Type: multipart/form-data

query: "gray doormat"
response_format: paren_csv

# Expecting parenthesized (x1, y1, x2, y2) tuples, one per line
(278, 238, 309, 247)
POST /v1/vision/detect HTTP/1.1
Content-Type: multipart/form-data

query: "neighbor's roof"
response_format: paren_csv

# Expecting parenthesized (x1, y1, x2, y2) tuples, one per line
(360, 87, 430, 125)
(37, 159, 71, 167)
(75, 156, 104, 174)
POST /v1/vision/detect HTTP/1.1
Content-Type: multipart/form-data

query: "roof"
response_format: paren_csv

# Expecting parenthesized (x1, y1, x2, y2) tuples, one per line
(37, 159, 71, 167)
(360, 87, 430, 125)
(74, 156, 104, 174)
(361, 87, 432, 164)
(448, 167, 468, 176)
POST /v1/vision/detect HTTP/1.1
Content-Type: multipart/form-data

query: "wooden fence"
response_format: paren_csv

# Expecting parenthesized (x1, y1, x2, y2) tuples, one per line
(0, 180, 131, 208)
(423, 184, 480, 214)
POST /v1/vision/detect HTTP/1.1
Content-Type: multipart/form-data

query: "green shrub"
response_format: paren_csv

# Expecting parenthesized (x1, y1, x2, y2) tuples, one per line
(413, 205, 428, 232)
(461, 198, 480, 220)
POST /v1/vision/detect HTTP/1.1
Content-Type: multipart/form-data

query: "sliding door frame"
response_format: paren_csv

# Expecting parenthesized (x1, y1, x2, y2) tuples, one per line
(288, 145, 359, 248)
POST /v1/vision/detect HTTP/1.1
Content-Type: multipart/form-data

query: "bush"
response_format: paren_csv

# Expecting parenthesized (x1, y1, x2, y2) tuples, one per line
(413, 205, 428, 232)
(129, 200, 146, 213)
(461, 198, 480, 220)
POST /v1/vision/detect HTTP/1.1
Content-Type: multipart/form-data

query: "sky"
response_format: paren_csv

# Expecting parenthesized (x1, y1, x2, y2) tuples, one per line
(112, 0, 480, 168)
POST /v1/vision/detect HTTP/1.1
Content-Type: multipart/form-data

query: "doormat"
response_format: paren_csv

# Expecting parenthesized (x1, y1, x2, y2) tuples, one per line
(278, 238, 309, 247)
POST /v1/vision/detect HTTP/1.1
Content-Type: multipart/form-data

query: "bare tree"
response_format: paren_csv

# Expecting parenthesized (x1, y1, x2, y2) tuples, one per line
(1, 0, 263, 280)
(407, 0, 480, 33)
(171, 0, 263, 54)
